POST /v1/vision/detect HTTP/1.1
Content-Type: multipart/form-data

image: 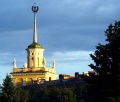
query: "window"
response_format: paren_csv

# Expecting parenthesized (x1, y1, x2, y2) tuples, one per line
(32, 58, 34, 66)
(49, 77, 51, 81)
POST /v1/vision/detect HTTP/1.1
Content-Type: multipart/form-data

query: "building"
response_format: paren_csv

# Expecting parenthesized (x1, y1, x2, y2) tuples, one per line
(22, 72, 85, 89)
(10, 5, 58, 87)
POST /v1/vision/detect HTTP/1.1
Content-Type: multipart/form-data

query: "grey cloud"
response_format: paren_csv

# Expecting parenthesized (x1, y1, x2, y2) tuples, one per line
(0, 0, 119, 53)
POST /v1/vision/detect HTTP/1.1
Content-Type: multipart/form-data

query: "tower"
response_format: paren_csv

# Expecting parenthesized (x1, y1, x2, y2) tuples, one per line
(26, 5, 44, 68)
(10, 4, 58, 87)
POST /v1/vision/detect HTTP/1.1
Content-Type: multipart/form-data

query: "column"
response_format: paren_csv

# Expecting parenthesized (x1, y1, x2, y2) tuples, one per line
(23, 78, 26, 86)
(12, 78, 16, 86)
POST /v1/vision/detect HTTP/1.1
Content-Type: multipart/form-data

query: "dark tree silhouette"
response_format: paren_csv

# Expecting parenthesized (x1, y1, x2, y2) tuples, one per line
(0, 74, 28, 102)
(0, 74, 18, 102)
(88, 21, 120, 101)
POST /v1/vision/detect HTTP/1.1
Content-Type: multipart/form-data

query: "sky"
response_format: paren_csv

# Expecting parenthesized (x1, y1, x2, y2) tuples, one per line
(0, 0, 120, 83)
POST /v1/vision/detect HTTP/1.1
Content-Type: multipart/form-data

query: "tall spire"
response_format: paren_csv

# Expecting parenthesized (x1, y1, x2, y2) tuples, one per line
(32, 3, 39, 43)
(13, 58, 17, 68)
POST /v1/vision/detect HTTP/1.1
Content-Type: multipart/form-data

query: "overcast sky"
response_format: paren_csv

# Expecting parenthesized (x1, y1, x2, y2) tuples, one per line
(0, 0, 120, 83)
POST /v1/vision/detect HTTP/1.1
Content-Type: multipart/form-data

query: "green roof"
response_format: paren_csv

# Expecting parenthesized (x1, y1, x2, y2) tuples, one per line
(28, 42, 43, 48)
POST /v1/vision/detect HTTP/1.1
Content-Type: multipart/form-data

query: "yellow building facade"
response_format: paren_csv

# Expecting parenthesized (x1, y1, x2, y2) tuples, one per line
(10, 5, 58, 87)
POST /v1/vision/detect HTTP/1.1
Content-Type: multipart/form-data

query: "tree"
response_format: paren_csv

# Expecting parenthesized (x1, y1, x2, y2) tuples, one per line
(28, 86, 49, 102)
(19, 88, 29, 102)
(28, 86, 77, 102)
(88, 21, 120, 101)
(0, 74, 28, 102)
(74, 84, 86, 102)
(48, 87, 61, 102)
(60, 88, 77, 102)
(0, 74, 19, 102)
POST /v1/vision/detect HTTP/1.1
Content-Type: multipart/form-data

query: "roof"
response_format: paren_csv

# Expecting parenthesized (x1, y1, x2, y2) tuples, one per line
(28, 42, 43, 49)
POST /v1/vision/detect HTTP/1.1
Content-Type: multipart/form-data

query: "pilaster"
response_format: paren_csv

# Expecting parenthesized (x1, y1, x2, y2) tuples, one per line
(13, 78, 16, 86)
(23, 78, 26, 86)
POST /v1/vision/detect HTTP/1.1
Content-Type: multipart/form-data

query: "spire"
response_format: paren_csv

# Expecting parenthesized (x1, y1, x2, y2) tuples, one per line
(32, 3, 39, 43)
(13, 58, 17, 68)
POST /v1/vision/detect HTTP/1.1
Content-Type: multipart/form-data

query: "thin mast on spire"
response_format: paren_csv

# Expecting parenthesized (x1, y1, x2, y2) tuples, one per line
(32, 3, 39, 43)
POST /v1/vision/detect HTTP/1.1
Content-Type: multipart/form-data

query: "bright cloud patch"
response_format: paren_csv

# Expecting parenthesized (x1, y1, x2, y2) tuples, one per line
(47, 51, 93, 62)
(46, 51, 94, 75)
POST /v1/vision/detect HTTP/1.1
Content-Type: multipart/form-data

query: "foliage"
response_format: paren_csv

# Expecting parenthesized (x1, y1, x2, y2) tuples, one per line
(60, 88, 77, 102)
(106, 97, 120, 102)
(28, 86, 49, 102)
(0, 74, 18, 102)
(48, 87, 62, 102)
(27, 86, 78, 102)
(74, 84, 86, 102)
(87, 21, 120, 101)
(19, 88, 29, 102)
(0, 74, 28, 102)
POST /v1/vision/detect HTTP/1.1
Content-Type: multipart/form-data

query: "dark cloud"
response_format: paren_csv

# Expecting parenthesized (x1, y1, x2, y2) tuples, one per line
(0, 0, 119, 57)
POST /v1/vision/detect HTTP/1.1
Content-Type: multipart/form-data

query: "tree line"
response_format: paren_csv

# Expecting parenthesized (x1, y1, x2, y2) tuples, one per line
(0, 74, 85, 102)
